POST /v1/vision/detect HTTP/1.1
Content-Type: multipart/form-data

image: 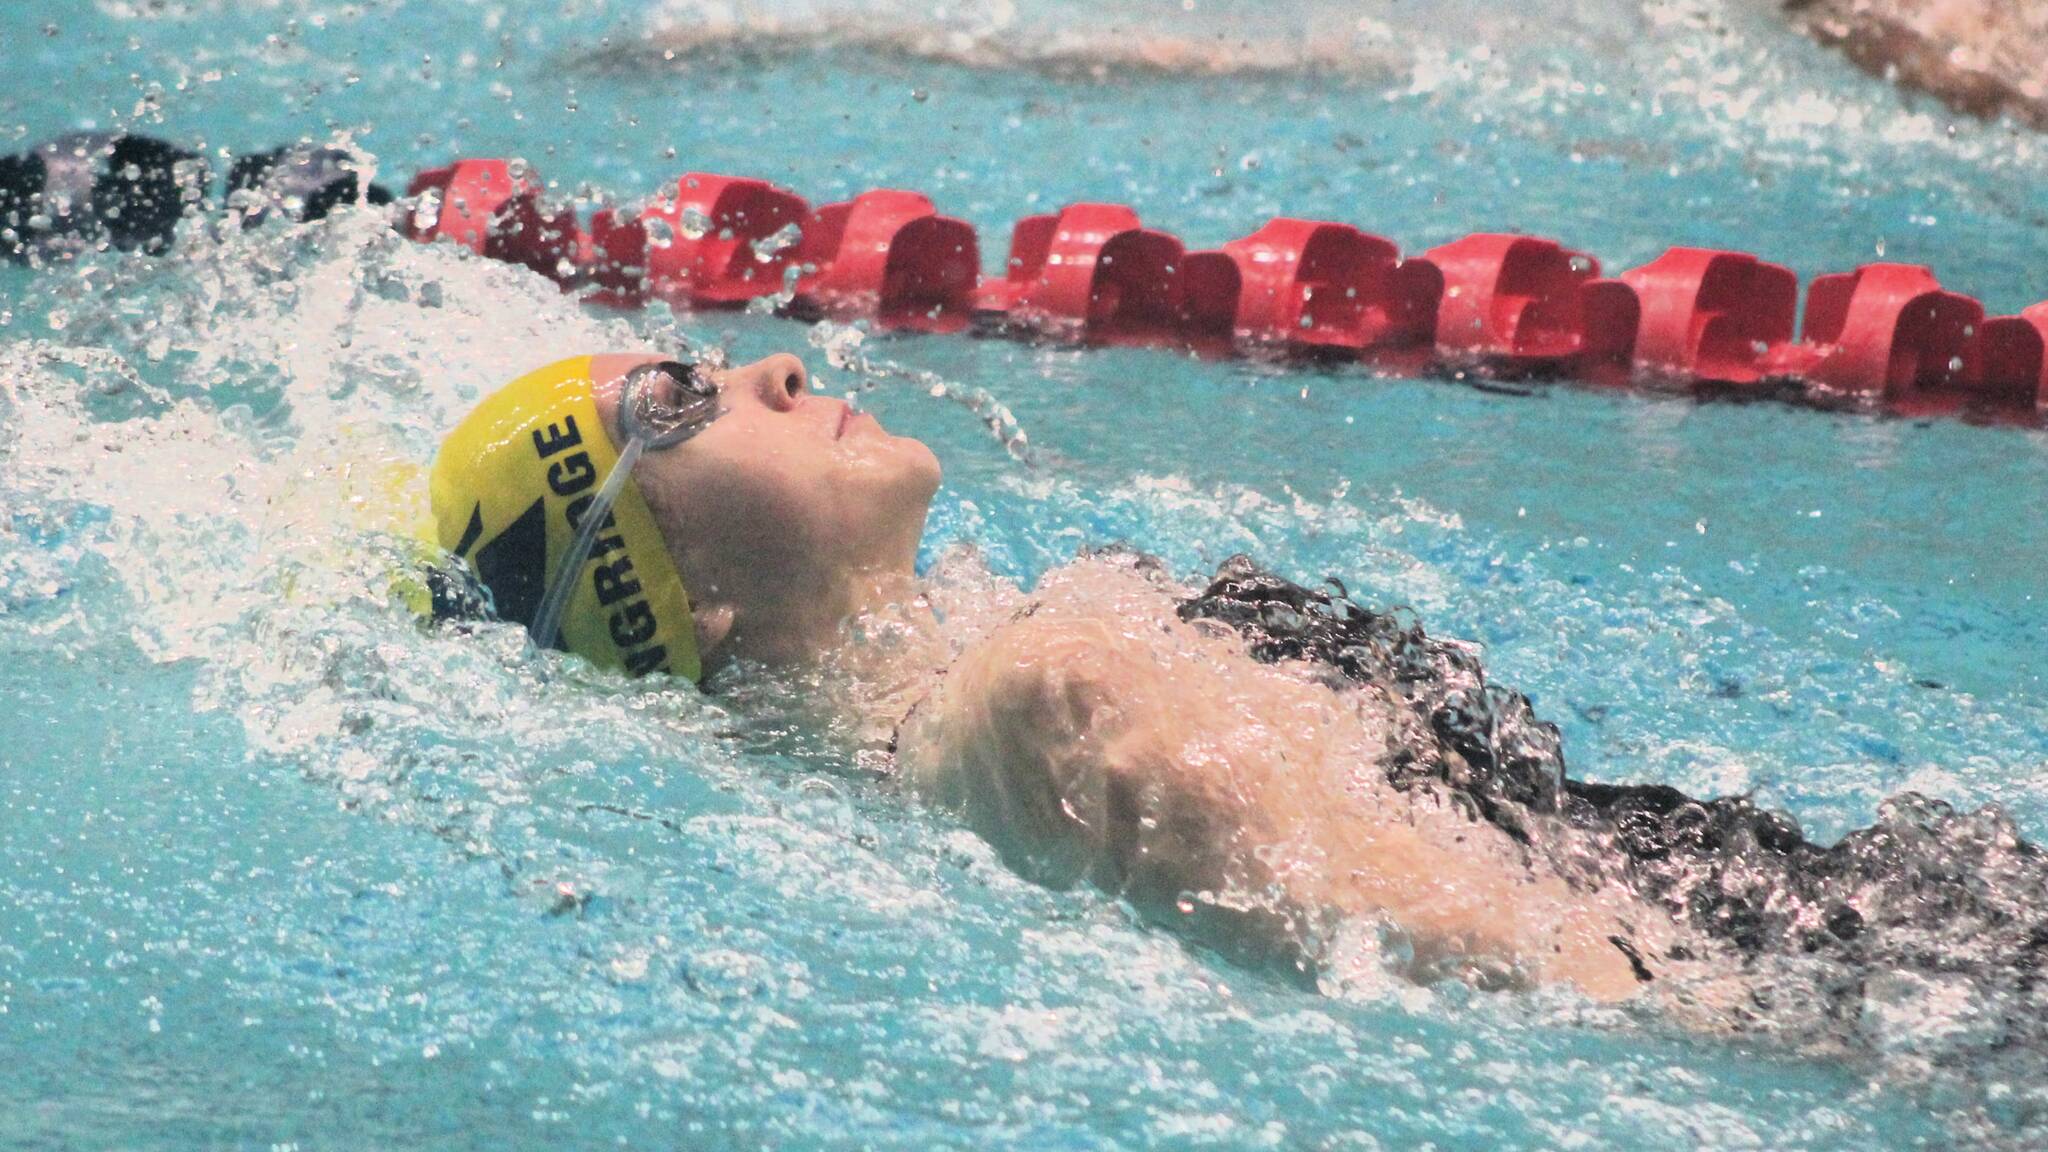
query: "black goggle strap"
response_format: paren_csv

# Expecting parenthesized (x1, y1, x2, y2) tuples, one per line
(529, 359, 722, 655)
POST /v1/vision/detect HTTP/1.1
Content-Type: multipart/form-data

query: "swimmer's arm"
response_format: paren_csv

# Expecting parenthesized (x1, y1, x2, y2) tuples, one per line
(897, 613, 1173, 889)
(898, 608, 1311, 975)
(898, 611, 1651, 1001)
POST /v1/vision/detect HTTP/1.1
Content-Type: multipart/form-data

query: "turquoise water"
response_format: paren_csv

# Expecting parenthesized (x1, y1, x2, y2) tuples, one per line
(3, 1, 2047, 1148)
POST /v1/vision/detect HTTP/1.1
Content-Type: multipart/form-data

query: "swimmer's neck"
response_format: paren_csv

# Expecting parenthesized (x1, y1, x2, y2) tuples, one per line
(709, 567, 937, 674)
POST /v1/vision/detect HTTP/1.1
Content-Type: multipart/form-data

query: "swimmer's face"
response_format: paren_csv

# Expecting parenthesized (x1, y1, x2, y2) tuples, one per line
(591, 352, 941, 663)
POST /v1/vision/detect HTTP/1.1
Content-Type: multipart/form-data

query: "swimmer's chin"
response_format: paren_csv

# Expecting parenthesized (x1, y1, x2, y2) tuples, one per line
(866, 427, 941, 499)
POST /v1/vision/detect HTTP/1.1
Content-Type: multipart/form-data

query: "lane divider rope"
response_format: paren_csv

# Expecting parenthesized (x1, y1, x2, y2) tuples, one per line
(6, 134, 2044, 426)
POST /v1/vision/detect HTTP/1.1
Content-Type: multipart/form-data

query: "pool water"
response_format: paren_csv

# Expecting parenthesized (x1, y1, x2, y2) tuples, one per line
(3, 1, 2047, 1148)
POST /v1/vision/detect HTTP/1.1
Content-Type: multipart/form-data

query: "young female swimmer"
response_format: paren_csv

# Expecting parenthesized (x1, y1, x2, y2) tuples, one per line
(426, 352, 2044, 1012)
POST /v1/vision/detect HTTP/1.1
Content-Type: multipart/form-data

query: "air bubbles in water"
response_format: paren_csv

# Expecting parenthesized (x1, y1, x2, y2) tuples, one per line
(807, 320, 1034, 464)
(744, 263, 807, 316)
(814, 321, 865, 370)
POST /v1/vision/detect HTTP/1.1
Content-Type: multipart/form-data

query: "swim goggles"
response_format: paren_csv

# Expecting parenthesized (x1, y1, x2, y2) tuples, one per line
(528, 358, 722, 654)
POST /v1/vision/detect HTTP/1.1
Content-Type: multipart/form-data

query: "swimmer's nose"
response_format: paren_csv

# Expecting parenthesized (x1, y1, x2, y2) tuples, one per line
(728, 353, 809, 412)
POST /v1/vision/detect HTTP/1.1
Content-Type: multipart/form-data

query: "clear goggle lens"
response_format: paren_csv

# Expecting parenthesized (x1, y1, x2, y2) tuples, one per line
(621, 358, 722, 449)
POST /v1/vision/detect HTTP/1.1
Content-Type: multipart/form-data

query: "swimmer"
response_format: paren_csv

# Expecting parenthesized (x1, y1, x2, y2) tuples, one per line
(427, 352, 2048, 1019)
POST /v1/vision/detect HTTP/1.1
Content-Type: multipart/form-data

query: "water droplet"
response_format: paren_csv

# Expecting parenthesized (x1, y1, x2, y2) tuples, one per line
(410, 189, 443, 233)
(751, 222, 802, 262)
(678, 207, 711, 241)
(911, 88, 929, 103)
(810, 321, 866, 369)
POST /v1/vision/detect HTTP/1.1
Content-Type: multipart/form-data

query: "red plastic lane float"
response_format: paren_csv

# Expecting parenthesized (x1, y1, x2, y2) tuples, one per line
(1185, 218, 1441, 355)
(20, 124, 2048, 431)
(1578, 247, 1799, 387)
(403, 159, 581, 283)
(369, 153, 2048, 429)
(583, 204, 654, 309)
(1955, 301, 2048, 419)
(974, 203, 1189, 343)
(588, 173, 809, 310)
(1417, 234, 1600, 369)
(790, 190, 979, 330)
(1764, 263, 1987, 412)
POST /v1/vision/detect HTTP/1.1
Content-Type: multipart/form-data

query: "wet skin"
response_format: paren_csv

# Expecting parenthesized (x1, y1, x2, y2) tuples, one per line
(588, 352, 940, 667)
(587, 351, 1652, 1001)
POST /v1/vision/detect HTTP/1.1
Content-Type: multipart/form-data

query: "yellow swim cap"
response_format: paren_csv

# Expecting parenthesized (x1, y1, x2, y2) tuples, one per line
(429, 355, 701, 681)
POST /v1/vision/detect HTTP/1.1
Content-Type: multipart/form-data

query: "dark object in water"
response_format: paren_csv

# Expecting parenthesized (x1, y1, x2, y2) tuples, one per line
(0, 133, 207, 263)
(226, 144, 392, 225)
(1786, 0, 2048, 132)
(1179, 554, 2048, 1033)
